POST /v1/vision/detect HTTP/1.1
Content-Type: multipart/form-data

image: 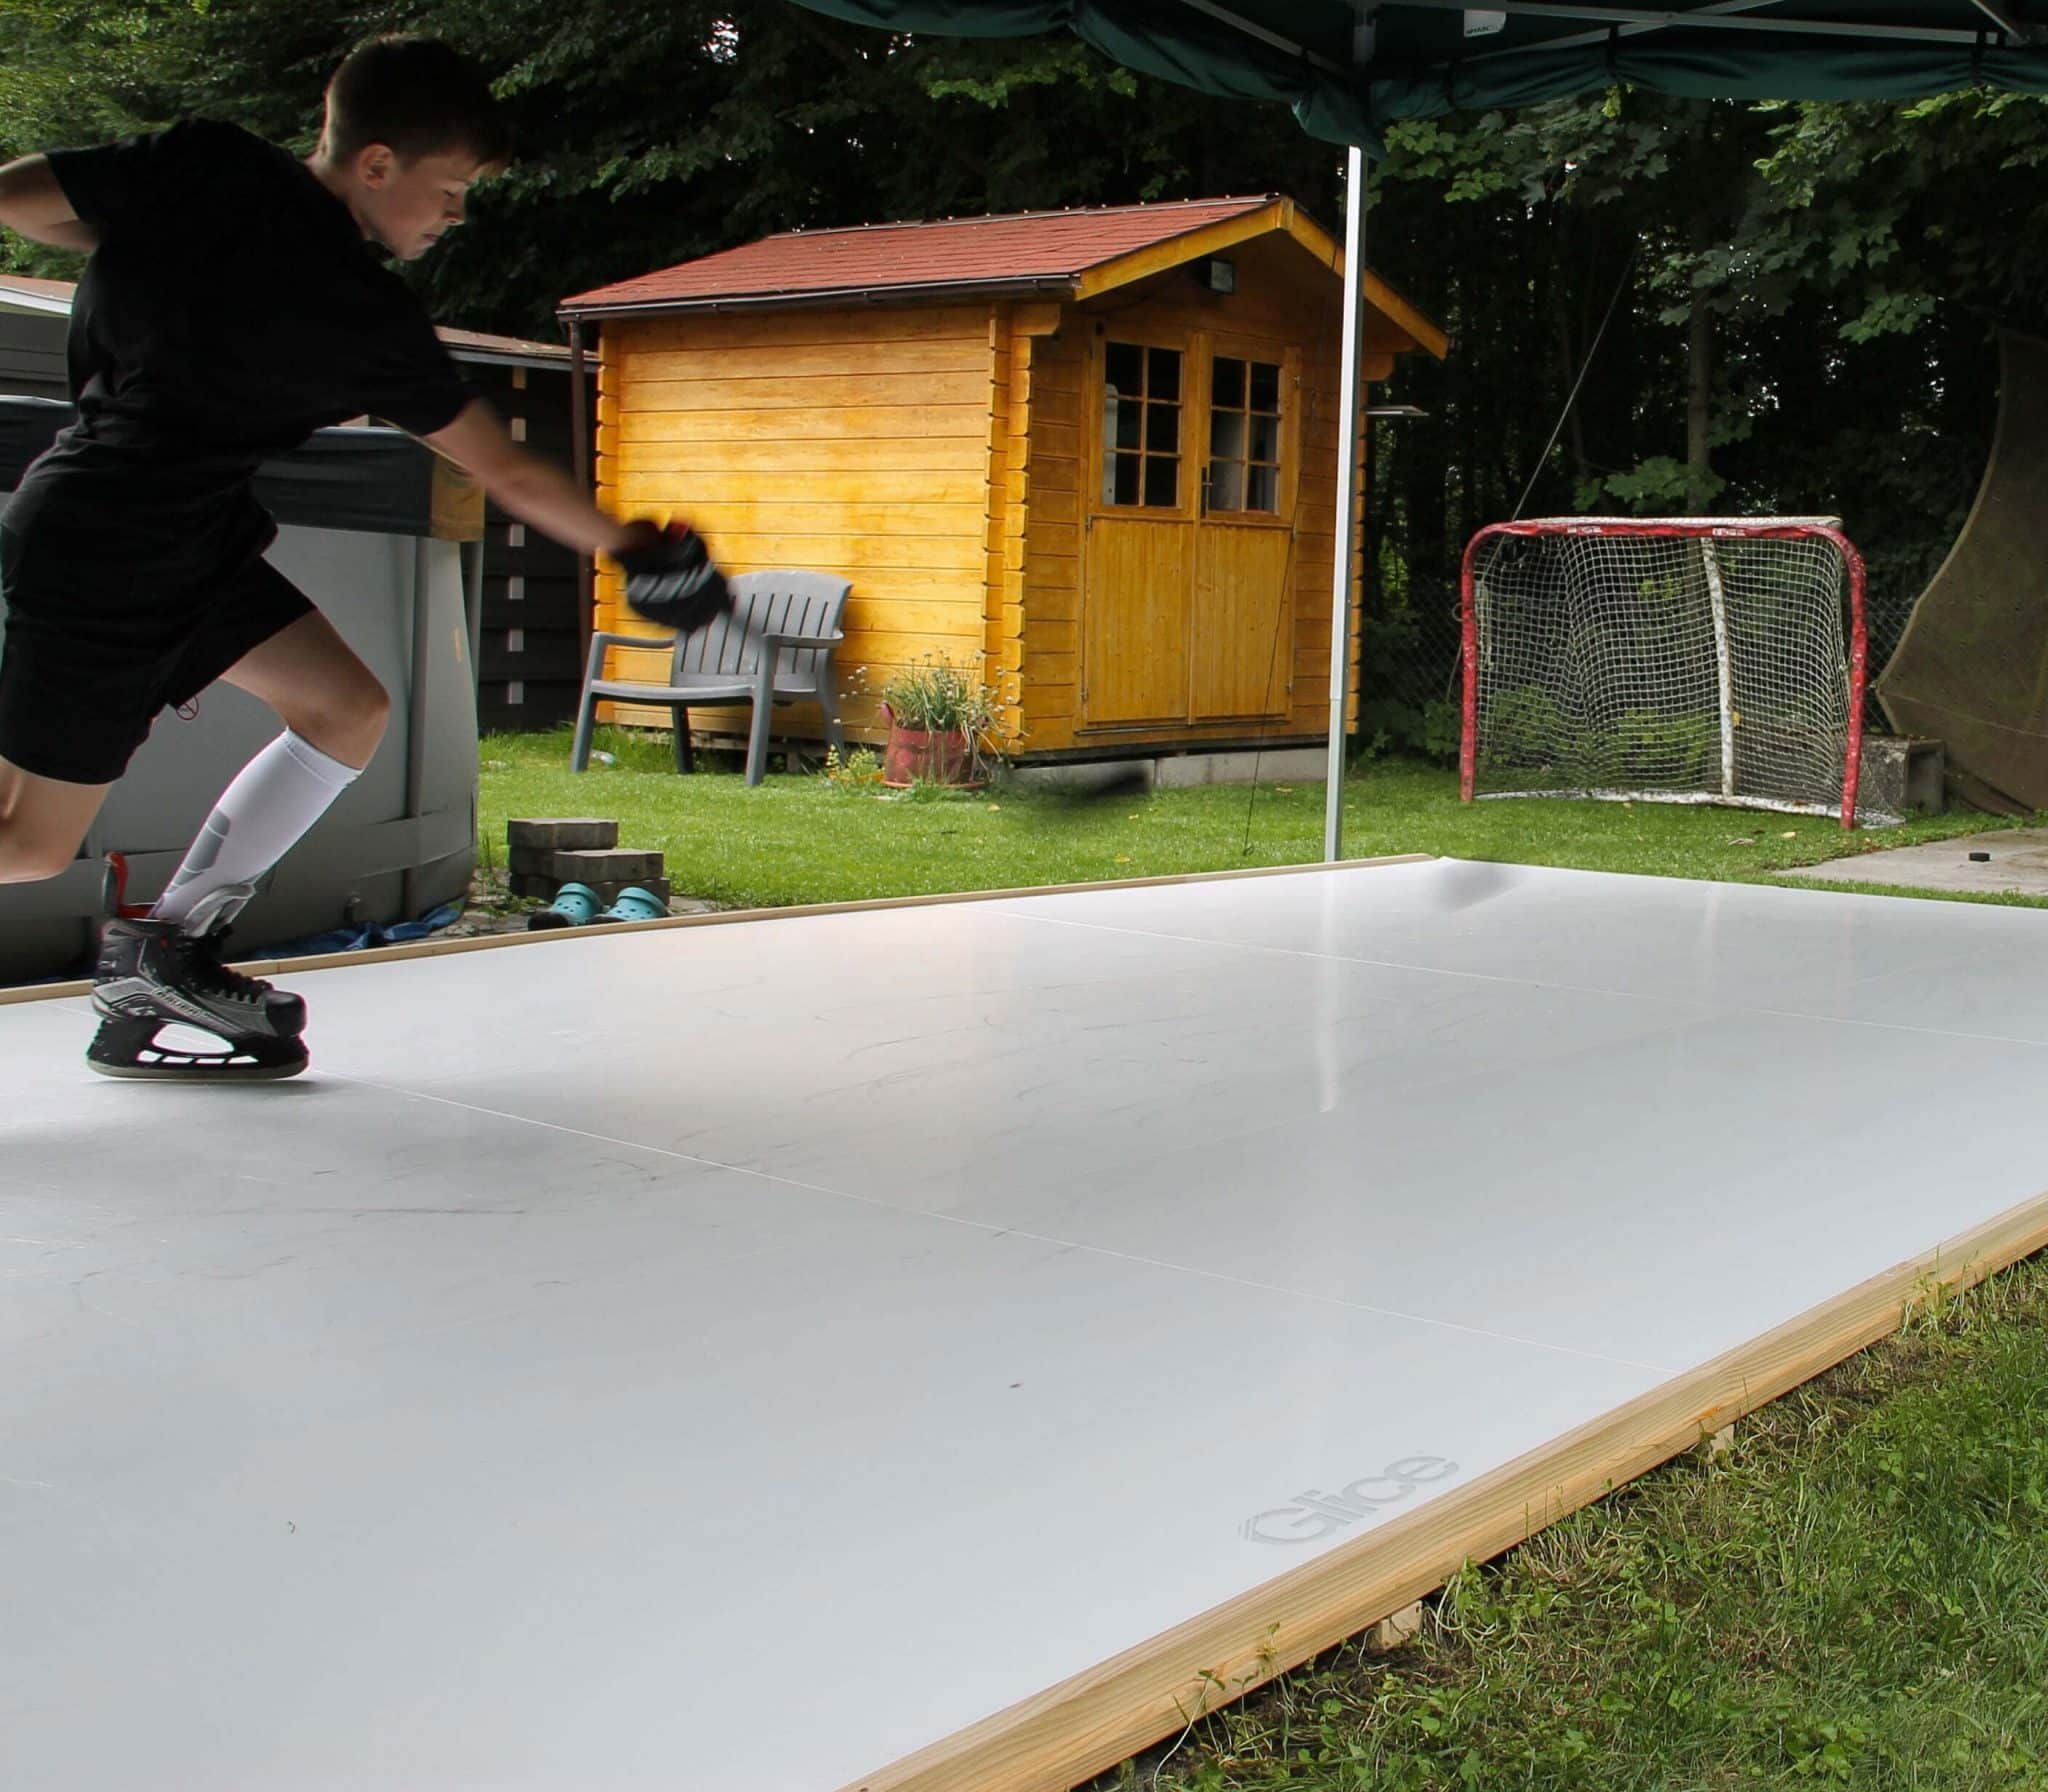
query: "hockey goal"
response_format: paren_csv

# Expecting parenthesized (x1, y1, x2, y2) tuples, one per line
(1460, 517, 1871, 829)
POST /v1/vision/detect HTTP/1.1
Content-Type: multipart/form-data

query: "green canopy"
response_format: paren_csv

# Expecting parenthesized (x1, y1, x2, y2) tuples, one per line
(789, 1, 2048, 151)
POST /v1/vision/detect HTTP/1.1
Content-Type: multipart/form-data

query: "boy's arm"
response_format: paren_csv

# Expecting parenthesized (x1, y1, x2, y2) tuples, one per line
(421, 396, 636, 560)
(0, 155, 97, 253)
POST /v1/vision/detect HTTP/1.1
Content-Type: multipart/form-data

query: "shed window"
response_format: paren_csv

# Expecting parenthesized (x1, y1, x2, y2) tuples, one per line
(1102, 342, 1183, 509)
(1209, 355, 1283, 515)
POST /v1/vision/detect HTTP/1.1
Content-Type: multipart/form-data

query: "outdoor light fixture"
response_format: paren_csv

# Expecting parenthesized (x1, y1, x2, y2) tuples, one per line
(1203, 256, 1236, 293)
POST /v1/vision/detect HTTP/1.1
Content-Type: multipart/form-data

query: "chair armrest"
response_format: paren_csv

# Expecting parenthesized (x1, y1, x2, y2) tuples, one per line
(583, 630, 672, 685)
(759, 630, 846, 649)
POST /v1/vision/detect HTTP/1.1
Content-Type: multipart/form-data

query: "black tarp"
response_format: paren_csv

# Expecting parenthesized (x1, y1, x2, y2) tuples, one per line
(1878, 330, 2048, 810)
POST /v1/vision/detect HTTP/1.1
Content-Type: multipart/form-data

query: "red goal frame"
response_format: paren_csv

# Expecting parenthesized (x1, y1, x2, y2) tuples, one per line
(1458, 517, 1870, 830)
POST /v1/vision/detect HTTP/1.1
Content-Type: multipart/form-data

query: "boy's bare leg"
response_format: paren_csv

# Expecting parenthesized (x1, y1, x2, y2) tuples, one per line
(0, 761, 111, 884)
(219, 608, 390, 771)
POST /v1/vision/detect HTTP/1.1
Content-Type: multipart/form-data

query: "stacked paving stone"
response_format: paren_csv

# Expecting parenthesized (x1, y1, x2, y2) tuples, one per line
(506, 819, 671, 907)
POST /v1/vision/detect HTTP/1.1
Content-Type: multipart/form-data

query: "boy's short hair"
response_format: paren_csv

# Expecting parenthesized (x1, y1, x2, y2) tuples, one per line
(322, 36, 512, 171)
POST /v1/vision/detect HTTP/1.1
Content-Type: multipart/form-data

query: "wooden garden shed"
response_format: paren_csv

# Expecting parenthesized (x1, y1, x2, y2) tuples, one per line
(557, 195, 1446, 763)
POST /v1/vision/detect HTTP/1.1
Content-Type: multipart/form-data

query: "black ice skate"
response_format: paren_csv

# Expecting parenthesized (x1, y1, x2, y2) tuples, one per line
(88, 874, 308, 1080)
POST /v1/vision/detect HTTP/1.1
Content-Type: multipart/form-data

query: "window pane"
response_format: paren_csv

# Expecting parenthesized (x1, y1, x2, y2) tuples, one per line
(1212, 356, 1245, 410)
(1147, 347, 1181, 401)
(1246, 464, 1278, 513)
(1249, 361, 1281, 412)
(1249, 413, 1279, 464)
(1113, 452, 1141, 505)
(1209, 461, 1245, 511)
(1148, 402, 1180, 456)
(1114, 397, 1143, 450)
(1210, 409, 1245, 462)
(1106, 341, 1143, 394)
(1144, 455, 1179, 508)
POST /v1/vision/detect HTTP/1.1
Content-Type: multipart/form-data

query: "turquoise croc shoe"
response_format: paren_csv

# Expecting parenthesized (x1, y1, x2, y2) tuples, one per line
(526, 882, 602, 931)
(598, 886, 667, 924)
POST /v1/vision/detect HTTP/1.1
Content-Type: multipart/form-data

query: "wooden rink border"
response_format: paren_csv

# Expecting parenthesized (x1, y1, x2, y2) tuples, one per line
(845, 1187, 2048, 1792)
(0, 853, 1436, 1007)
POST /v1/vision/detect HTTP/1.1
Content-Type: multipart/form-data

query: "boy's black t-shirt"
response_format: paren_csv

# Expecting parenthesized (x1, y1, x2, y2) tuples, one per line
(8, 120, 475, 572)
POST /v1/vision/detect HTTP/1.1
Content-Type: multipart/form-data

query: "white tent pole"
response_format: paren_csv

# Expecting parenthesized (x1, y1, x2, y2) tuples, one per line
(1325, 142, 1369, 862)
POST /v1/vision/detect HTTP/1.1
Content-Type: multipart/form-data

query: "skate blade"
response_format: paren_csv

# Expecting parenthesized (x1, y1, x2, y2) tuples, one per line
(86, 1052, 308, 1082)
(87, 1020, 308, 1082)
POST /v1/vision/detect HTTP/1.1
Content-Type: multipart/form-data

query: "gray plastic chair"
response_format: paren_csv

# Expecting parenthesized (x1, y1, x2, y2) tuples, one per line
(570, 571, 850, 787)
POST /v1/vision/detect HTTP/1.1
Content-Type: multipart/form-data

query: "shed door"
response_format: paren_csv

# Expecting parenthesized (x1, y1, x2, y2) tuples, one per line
(1191, 334, 1299, 722)
(1082, 337, 1190, 726)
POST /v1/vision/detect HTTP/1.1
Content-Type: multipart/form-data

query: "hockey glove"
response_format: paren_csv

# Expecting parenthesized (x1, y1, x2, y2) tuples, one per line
(616, 520, 733, 633)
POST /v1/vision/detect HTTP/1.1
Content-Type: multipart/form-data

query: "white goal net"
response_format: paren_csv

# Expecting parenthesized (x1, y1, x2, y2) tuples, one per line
(1460, 517, 1873, 829)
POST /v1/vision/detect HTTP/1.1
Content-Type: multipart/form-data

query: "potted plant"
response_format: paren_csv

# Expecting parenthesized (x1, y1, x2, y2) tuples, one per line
(878, 657, 1001, 788)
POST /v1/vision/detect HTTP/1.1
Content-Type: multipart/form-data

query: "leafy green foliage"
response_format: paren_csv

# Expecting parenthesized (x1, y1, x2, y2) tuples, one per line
(1360, 82, 2028, 730)
(1474, 684, 1570, 774)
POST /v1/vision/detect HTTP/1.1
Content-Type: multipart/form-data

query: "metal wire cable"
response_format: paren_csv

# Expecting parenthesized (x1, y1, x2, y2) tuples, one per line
(1510, 243, 1641, 523)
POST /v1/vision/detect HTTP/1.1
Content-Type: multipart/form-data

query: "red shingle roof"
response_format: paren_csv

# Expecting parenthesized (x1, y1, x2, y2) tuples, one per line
(559, 196, 1281, 314)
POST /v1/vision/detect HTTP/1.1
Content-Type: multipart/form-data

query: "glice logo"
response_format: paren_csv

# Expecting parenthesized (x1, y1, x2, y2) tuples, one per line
(1241, 1456, 1460, 1546)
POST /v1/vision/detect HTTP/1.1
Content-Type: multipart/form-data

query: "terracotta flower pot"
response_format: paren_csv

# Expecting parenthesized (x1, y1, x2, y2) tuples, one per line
(881, 713, 984, 788)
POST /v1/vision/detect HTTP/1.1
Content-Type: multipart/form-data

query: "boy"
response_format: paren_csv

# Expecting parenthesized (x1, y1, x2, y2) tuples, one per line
(0, 37, 721, 1080)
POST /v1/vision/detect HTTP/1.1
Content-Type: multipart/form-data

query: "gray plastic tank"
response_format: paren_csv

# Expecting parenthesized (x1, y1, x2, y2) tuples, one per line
(1, 397, 483, 983)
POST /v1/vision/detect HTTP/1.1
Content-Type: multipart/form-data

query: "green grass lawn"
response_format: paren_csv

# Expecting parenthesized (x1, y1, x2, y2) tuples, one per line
(480, 726, 2048, 912)
(483, 727, 2048, 1790)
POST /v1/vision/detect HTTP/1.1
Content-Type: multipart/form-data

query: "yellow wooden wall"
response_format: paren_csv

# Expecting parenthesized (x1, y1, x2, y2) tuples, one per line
(1018, 233, 1394, 756)
(592, 236, 1421, 762)
(985, 304, 1063, 746)
(592, 304, 1002, 744)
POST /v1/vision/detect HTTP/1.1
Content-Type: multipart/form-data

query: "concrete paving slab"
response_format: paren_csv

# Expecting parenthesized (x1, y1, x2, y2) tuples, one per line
(1779, 828, 2048, 896)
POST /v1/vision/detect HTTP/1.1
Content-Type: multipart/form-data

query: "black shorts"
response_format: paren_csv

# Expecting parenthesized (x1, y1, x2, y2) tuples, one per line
(0, 517, 313, 785)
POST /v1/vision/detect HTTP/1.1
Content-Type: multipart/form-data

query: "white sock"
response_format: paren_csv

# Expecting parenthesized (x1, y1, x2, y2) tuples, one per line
(152, 731, 361, 932)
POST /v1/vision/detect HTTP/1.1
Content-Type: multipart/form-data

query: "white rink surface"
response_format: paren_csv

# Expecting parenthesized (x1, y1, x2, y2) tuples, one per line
(6, 859, 2048, 1790)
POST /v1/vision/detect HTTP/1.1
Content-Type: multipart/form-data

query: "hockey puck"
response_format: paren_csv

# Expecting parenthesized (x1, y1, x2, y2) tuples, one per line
(1968, 850, 1991, 862)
